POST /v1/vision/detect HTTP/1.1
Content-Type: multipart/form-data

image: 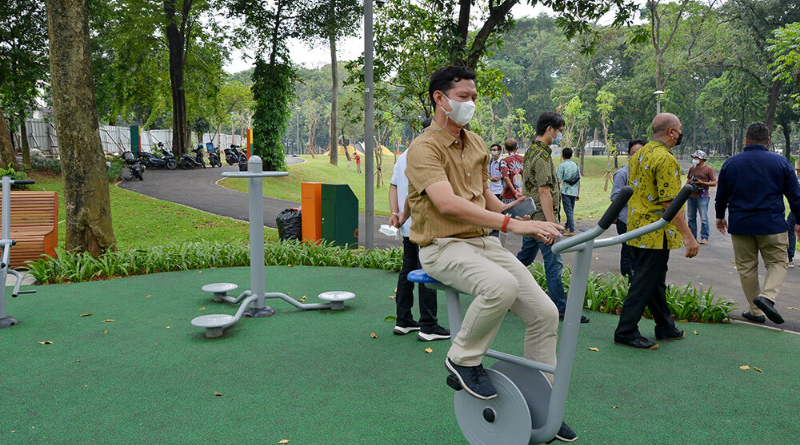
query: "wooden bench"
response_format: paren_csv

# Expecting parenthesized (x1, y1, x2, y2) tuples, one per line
(0, 191, 59, 268)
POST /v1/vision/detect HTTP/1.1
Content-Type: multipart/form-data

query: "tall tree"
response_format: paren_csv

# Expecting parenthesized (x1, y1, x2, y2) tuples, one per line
(164, 0, 194, 157)
(90, 0, 226, 150)
(224, 0, 308, 170)
(303, 0, 361, 166)
(44, 0, 116, 255)
(0, 0, 49, 168)
(438, 0, 638, 68)
(726, 0, 800, 131)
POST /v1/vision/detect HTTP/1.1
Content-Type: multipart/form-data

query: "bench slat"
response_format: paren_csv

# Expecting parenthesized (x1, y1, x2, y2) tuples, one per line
(1, 191, 59, 268)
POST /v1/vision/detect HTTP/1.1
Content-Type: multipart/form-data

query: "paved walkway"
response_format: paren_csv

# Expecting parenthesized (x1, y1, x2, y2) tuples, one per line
(115, 158, 800, 332)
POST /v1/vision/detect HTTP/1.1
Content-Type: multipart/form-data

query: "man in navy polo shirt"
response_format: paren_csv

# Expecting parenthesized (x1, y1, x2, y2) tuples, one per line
(715, 122, 800, 324)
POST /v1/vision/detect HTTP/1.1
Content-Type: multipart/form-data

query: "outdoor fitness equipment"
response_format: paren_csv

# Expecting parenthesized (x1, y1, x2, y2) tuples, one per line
(409, 184, 693, 445)
(191, 156, 355, 338)
(0, 176, 38, 329)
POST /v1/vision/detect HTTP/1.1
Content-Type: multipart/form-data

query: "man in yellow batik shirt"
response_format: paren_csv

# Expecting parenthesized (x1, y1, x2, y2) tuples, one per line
(613, 113, 699, 350)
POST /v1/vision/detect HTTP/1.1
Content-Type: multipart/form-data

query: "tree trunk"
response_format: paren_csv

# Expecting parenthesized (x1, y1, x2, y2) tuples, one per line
(329, 35, 339, 165)
(765, 80, 783, 132)
(0, 109, 18, 170)
(341, 127, 351, 161)
(783, 125, 791, 160)
(44, 0, 116, 256)
(20, 114, 31, 167)
(164, 0, 190, 158)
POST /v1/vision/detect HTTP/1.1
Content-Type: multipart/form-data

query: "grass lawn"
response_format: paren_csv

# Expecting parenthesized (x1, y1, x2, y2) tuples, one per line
(220, 153, 648, 221)
(24, 172, 280, 251)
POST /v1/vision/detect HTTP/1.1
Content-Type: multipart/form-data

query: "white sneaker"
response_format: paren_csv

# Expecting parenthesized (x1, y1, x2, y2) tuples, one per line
(789, 260, 795, 268)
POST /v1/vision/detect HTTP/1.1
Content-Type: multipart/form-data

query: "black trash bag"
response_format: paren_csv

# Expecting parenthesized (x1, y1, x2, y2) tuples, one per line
(276, 208, 302, 241)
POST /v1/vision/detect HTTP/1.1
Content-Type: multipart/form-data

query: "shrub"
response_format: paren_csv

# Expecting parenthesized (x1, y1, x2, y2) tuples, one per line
(0, 165, 30, 189)
(107, 156, 124, 181)
(25, 239, 403, 284)
(30, 156, 62, 174)
(525, 262, 734, 324)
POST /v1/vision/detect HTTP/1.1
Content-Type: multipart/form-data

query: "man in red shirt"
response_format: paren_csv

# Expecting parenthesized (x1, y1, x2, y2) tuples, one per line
(500, 138, 524, 203)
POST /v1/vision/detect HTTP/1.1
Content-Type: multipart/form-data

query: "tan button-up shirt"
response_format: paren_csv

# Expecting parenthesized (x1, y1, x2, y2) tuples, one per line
(405, 125, 490, 247)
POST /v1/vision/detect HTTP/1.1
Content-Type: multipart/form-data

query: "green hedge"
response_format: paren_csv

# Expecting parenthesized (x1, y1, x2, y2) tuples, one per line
(26, 239, 403, 284)
(25, 240, 734, 324)
(528, 262, 734, 324)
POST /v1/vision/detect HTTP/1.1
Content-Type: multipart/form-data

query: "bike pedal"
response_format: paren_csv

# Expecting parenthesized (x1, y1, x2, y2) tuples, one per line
(446, 374, 463, 391)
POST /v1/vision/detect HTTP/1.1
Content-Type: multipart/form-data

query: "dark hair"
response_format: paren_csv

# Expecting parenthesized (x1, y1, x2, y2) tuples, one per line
(745, 122, 770, 144)
(429, 66, 477, 108)
(628, 138, 647, 150)
(490, 143, 502, 151)
(562, 147, 573, 159)
(505, 138, 518, 152)
(536, 111, 566, 136)
(422, 117, 433, 129)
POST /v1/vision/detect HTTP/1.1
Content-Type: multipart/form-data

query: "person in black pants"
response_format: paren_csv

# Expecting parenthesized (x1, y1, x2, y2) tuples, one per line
(389, 143, 449, 342)
(610, 138, 645, 278)
(614, 113, 699, 350)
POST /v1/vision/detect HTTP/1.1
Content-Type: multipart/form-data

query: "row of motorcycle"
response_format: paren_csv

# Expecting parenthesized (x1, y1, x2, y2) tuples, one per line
(122, 143, 248, 181)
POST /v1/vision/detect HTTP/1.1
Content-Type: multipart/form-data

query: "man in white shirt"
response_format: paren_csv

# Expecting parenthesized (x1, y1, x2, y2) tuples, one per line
(389, 150, 450, 341)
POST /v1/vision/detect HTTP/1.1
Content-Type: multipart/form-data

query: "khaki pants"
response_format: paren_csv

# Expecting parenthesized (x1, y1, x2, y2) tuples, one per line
(419, 236, 558, 377)
(731, 232, 789, 316)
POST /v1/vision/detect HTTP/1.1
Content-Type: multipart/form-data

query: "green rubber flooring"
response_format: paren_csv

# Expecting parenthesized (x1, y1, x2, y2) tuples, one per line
(1, 266, 798, 444)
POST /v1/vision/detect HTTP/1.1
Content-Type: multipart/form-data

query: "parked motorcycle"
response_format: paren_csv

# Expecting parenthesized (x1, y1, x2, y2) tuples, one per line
(224, 145, 243, 166)
(139, 142, 178, 170)
(235, 145, 248, 171)
(180, 144, 207, 169)
(208, 146, 222, 168)
(122, 151, 145, 181)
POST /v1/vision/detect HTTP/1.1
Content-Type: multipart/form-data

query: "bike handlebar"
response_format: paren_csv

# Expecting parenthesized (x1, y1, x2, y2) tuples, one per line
(597, 186, 632, 230)
(662, 185, 694, 222)
(13, 180, 35, 185)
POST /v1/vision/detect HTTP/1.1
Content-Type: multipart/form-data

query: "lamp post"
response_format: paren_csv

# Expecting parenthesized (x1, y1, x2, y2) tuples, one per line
(364, 0, 377, 250)
(654, 90, 665, 114)
(295, 107, 301, 156)
(730, 119, 737, 155)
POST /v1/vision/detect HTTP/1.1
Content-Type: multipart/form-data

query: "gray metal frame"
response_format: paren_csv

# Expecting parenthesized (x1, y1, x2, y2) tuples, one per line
(190, 156, 355, 337)
(0, 176, 38, 328)
(419, 184, 693, 444)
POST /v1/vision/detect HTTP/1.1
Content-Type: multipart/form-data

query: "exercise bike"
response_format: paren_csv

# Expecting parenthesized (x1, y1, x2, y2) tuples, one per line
(409, 185, 693, 444)
(0, 176, 38, 328)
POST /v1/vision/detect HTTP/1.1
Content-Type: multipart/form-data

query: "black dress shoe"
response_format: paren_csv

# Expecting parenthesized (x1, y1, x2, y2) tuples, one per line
(615, 337, 659, 350)
(656, 329, 685, 341)
(754, 296, 784, 324)
(741, 311, 766, 323)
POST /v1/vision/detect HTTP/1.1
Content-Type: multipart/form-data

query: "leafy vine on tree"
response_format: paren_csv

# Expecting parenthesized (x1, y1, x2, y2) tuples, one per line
(251, 59, 293, 171)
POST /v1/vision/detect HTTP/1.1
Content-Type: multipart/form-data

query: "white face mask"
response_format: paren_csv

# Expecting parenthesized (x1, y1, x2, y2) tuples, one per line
(442, 94, 476, 127)
(490, 150, 498, 156)
(692, 159, 700, 165)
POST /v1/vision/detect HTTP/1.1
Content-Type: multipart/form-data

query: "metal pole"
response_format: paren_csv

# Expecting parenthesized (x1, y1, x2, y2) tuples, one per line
(244, 156, 273, 317)
(296, 111, 300, 156)
(364, 0, 375, 250)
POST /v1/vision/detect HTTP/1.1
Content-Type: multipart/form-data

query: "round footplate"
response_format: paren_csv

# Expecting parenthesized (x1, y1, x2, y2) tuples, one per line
(191, 314, 237, 338)
(202, 283, 238, 301)
(317, 291, 356, 310)
(191, 313, 236, 328)
(454, 368, 533, 445)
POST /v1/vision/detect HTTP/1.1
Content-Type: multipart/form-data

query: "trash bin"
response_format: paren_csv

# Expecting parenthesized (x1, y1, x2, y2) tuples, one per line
(321, 184, 358, 248)
(276, 208, 303, 241)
